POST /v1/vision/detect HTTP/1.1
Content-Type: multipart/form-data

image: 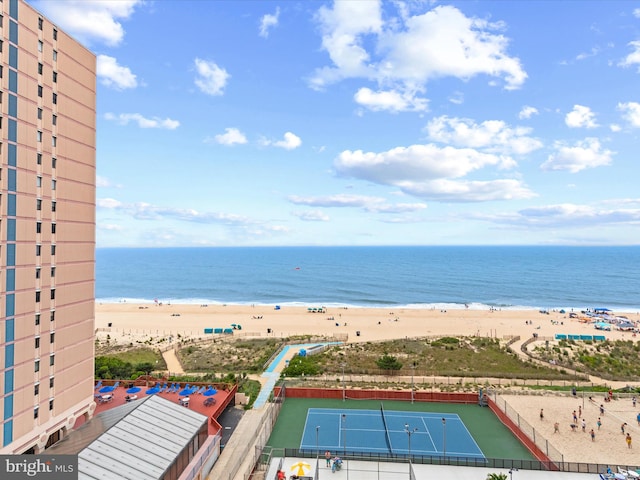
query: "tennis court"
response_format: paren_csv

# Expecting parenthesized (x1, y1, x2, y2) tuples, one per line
(301, 404, 484, 459)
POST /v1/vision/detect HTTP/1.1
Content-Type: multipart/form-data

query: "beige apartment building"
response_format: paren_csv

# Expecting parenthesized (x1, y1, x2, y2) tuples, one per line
(0, 0, 96, 453)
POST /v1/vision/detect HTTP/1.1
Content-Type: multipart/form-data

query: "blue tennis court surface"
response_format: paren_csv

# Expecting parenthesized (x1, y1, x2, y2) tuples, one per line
(301, 407, 484, 459)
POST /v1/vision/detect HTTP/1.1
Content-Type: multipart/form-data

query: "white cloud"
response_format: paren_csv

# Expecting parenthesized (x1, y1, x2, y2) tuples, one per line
(97, 55, 137, 90)
(97, 198, 252, 225)
(99, 223, 124, 231)
(213, 128, 248, 145)
(425, 116, 542, 155)
(333, 144, 534, 202)
(565, 105, 598, 128)
(310, 3, 527, 97)
(617, 102, 640, 127)
(518, 106, 538, 119)
(259, 7, 280, 38)
(104, 113, 180, 130)
(288, 194, 426, 213)
(354, 87, 428, 112)
(618, 41, 640, 71)
(610, 124, 622, 132)
(32, 0, 142, 47)
(292, 210, 330, 222)
(541, 138, 614, 173)
(479, 202, 640, 229)
(263, 132, 302, 150)
(194, 58, 230, 96)
(634, 8, 640, 18)
(448, 91, 464, 105)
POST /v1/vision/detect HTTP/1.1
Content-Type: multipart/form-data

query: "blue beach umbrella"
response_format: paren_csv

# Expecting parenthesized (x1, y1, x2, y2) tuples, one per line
(126, 386, 141, 394)
(99, 386, 115, 393)
(203, 388, 217, 397)
(146, 387, 160, 395)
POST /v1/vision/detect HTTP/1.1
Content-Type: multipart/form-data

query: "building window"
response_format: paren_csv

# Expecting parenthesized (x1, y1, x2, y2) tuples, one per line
(38, 40, 43, 52)
(35, 360, 40, 372)
(51, 179, 56, 190)
(52, 158, 57, 168)
(50, 311, 55, 322)
(38, 17, 43, 30)
(37, 153, 42, 165)
(53, 71, 57, 83)
(36, 267, 41, 279)
(36, 176, 42, 187)
(53, 29, 57, 41)
(34, 384, 40, 396)
(36, 222, 41, 234)
(37, 199, 42, 210)
(36, 245, 41, 256)
(51, 266, 56, 277)
(52, 93, 57, 104)
(53, 50, 57, 61)
(50, 332, 55, 344)
(51, 245, 56, 256)
(49, 399, 53, 411)
(52, 136, 56, 147)
(35, 313, 40, 326)
(35, 291, 41, 302)
(34, 407, 39, 419)
(49, 355, 55, 366)
(37, 108, 42, 119)
(38, 85, 43, 97)
(37, 130, 42, 142)
(51, 223, 56, 234)
(38, 63, 43, 75)
(49, 377, 54, 388)
(52, 114, 57, 126)
(50, 289, 55, 300)
(35, 337, 40, 348)
(52, 201, 56, 212)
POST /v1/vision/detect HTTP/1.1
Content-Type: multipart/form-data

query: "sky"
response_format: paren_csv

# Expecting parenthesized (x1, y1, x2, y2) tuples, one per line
(30, 0, 640, 247)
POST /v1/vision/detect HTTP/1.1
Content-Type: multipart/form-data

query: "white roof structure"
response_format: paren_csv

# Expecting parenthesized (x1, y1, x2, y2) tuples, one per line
(49, 395, 208, 480)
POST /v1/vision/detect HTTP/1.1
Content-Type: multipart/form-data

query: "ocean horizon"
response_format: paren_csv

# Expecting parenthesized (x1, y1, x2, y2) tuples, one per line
(96, 246, 640, 311)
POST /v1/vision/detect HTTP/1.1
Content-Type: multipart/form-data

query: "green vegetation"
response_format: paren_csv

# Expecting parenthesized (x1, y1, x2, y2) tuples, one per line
(176, 338, 281, 373)
(531, 339, 640, 381)
(95, 347, 166, 379)
(375, 354, 403, 372)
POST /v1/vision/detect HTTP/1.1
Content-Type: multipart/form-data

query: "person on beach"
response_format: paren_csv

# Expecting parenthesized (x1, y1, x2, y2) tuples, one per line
(626, 433, 632, 449)
(590, 429, 595, 442)
(554, 422, 559, 433)
(597, 418, 602, 430)
(540, 409, 544, 420)
(637, 412, 640, 426)
(578, 406, 582, 417)
(633, 396, 637, 408)
(621, 422, 627, 434)
(325, 450, 332, 467)
(600, 404, 605, 415)
(572, 410, 578, 423)
(581, 419, 586, 432)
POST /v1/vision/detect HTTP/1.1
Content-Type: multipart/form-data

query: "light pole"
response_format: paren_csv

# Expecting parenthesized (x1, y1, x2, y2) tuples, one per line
(316, 425, 320, 459)
(341, 414, 347, 456)
(404, 423, 418, 466)
(441, 418, 447, 461)
(341, 363, 346, 402)
(509, 468, 518, 480)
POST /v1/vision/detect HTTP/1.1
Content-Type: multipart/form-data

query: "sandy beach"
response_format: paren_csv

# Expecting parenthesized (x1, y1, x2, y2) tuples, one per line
(95, 302, 640, 345)
(95, 302, 640, 468)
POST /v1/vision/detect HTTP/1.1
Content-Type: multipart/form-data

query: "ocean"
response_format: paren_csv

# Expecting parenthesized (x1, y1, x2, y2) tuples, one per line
(95, 246, 640, 311)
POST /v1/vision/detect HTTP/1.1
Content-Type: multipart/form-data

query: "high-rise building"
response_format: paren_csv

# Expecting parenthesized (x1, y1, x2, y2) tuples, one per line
(0, 0, 96, 453)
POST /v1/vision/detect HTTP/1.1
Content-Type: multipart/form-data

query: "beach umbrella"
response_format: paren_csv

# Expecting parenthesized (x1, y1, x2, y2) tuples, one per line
(203, 388, 217, 396)
(146, 387, 160, 395)
(179, 388, 192, 396)
(99, 386, 115, 393)
(290, 462, 310, 477)
(126, 386, 141, 394)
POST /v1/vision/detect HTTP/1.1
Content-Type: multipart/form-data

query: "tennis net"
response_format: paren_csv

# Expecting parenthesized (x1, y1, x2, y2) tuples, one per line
(380, 403, 393, 453)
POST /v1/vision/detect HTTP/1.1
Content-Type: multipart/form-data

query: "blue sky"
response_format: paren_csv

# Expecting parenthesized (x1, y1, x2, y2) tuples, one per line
(32, 1, 640, 247)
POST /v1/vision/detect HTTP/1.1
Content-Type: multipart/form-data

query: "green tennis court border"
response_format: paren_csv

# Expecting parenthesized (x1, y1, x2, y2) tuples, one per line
(267, 397, 534, 460)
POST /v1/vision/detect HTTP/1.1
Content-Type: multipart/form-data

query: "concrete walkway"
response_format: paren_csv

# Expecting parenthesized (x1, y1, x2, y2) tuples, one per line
(161, 346, 184, 374)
